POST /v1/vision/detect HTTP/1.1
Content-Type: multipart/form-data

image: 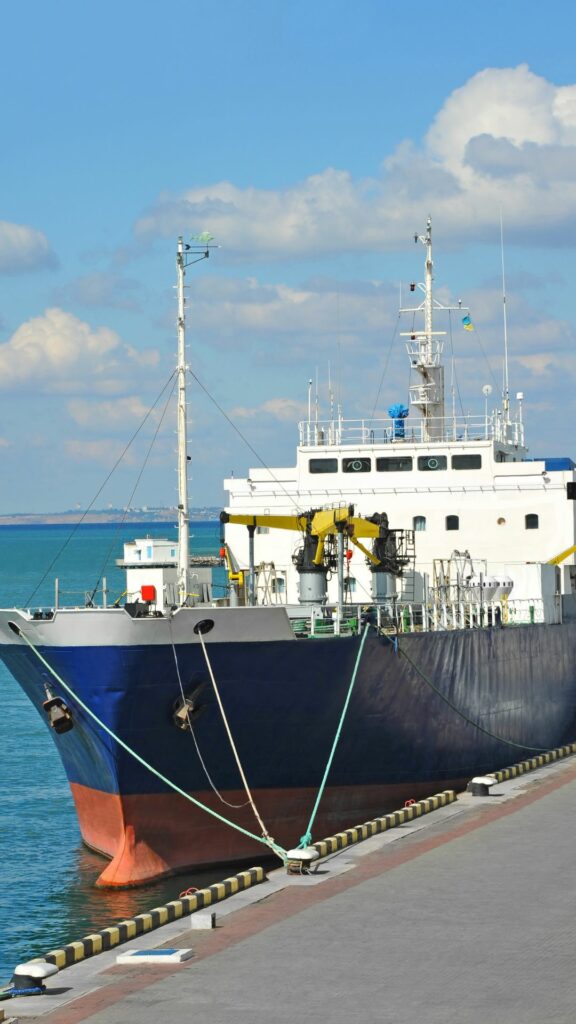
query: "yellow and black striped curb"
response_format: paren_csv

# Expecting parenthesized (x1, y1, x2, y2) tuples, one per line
(309, 790, 456, 859)
(33, 867, 266, 971)
(488, 742, 576, 784)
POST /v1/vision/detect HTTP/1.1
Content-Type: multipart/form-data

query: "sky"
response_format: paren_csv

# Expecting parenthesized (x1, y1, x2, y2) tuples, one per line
(2, 0, 576, 513)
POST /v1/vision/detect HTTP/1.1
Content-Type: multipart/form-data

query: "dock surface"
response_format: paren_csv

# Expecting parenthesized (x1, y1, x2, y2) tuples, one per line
(13, 755, 576, 1024)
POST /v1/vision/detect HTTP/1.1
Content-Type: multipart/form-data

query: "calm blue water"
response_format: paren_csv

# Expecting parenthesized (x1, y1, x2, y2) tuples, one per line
(0, 521, 232, 982)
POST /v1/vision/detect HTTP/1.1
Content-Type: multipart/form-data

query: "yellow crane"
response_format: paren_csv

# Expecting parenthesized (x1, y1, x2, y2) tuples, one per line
(220, 506, 386, 567)
(547, 544, 576, 566)
(220, 506, 411, 607)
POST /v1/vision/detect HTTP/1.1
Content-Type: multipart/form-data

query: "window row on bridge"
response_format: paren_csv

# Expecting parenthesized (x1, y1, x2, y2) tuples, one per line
(309, 454, 482, 474)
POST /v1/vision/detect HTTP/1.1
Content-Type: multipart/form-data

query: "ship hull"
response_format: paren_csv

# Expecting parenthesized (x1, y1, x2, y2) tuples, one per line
(2, 608, 576, 885)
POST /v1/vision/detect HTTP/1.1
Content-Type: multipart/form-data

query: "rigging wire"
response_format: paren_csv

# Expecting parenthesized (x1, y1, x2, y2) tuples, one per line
(25, 370, 178, 607)
(87, 378, 177, 604)
(187, 368, 302, 512)
(368, 312, 401, 425)
(466, 315, 499, 394)
(447, 310, 466, 419)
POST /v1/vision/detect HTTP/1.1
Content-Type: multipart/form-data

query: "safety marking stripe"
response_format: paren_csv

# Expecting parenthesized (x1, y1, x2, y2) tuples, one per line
(488, 742, 576, 784)
(310, 791, 456, 859)
(40, 866, 266, 971)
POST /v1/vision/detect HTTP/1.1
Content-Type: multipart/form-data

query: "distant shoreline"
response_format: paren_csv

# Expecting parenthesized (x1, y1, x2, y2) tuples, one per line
(0, 508, 221, 527)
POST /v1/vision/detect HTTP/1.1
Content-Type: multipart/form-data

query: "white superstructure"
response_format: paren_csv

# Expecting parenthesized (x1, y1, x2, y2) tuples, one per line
(223, 221, 576, 621)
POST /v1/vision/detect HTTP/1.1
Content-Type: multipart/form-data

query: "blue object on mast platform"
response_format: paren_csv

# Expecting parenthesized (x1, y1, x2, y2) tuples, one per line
(388, 403, 409, 439)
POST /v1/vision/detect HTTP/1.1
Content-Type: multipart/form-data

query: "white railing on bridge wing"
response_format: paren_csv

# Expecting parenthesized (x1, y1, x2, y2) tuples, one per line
(298, 414, 524, 448)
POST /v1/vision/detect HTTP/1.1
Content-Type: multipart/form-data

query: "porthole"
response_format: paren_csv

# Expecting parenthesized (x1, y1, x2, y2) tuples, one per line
(497, 517, 506, 525)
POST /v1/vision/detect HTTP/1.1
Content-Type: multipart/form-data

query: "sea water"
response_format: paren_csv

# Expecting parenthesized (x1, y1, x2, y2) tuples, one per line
(0, 521, 232, 982)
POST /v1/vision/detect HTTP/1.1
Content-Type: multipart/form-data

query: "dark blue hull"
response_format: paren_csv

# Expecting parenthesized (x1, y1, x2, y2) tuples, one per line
(2, 621, 576, 883)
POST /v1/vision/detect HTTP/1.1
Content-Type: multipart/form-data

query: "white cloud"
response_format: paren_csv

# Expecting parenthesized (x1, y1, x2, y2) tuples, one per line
(230, 397, 308, 421)
(190, 274, 395, 343)
(426, 65, 576, 169)
(54, 272, 142, 310)
(65, 439, 131, 463)
(134, 65, 576, 256)
(0, 220, 57, 273)
(0, 308, 160, 393)
(67, 396, 152, 427)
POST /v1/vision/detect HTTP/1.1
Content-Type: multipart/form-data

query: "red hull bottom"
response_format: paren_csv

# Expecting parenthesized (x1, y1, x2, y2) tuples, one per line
(70, 780, 464, 887)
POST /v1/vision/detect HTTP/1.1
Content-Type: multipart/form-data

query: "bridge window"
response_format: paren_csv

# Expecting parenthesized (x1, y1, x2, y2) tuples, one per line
(256, 526, 270, 534)
(376, 456, 413, 472)
(413, 516, 426, 532)
(417, 455, 447, 472)
(452, 454, 482, 470)
(309, 458, 338, 474)
(343, 457, 371, 473)
(525, 514, 539, 530)
(446, 515, 459, 531)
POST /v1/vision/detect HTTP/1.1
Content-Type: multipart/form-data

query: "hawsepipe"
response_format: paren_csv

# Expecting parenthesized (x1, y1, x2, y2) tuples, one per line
(33, 867, 265, 970)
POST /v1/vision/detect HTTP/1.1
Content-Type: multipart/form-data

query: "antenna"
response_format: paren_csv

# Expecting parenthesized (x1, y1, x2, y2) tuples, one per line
(482, 383, 493, 438)
(500, 212, 510, 421)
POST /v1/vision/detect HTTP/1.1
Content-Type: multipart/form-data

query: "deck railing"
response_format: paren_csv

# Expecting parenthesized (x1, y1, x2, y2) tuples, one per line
(288, 596, 556, 638)
(298, 414, 524, 448)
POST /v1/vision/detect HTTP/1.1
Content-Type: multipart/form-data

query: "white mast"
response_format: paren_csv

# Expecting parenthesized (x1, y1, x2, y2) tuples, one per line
(176, 237, 190, 606)
(175, 233, 215, 606)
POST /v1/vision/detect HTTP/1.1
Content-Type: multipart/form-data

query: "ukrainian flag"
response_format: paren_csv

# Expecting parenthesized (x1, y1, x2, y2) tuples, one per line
(462, 315, 474, 331)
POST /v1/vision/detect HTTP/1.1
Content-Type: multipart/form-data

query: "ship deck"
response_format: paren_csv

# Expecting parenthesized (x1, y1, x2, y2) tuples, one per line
(9, 751, 576, 1024)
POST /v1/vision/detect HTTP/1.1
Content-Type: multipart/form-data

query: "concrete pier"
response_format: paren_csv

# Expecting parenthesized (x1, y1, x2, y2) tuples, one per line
(11, 754, 576, 1024)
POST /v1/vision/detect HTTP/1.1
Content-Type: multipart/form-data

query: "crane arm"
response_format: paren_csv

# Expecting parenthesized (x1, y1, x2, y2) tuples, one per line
(220, 512, 309, 532)
(221, 507, 354, 537)
(349, 535, 381, 565)
(547, 544, 576, 566)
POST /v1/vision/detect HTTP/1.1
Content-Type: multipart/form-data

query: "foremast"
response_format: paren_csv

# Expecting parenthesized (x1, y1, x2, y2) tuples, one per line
(176, 237, 190, 606)
(175, 233, 215, 606)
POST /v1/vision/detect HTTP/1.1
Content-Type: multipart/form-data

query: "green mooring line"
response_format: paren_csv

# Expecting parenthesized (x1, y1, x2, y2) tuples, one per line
(299, 622, 371, 848)
(16, 627, 288, 861)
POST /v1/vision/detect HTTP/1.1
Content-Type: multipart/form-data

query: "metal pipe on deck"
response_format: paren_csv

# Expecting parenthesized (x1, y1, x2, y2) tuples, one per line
(248, 525, 256, 606)
(337, 529, 345, 611)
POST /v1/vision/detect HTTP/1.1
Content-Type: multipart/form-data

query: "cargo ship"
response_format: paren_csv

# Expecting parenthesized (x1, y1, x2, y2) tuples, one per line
(1, 222, 576, 887)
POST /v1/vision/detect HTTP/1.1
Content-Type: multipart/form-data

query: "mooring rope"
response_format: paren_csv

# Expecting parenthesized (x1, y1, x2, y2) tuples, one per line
(197, 631, 276, 845)
(14, 625, 288, 862)
(168, 619, 250, 809)
(298, 622, 371, 848)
